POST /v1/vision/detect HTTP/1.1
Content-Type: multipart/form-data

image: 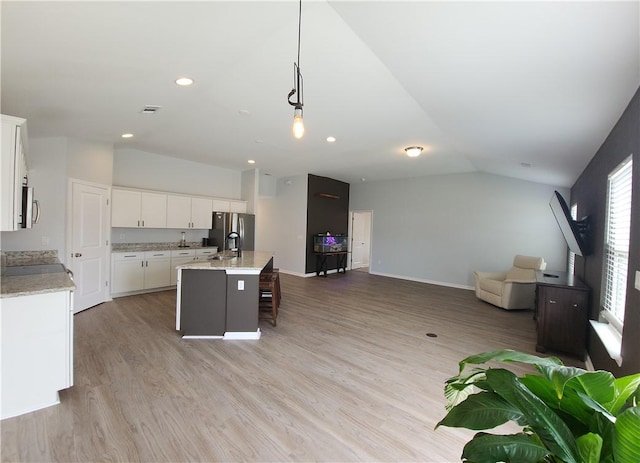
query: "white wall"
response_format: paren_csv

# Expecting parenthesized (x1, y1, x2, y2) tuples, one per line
(256, 175, 308, 275)
(350, 172, 569, 288)
(1, 137, 114, 257)
(67, 139, 113, 185)
(241, 168, 258, 214)
(1, 138, 68, 254)
(114, 148, 241, 198)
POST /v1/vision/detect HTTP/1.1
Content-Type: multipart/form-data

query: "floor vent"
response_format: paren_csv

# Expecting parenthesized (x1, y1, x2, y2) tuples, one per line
(426, 332, 438, 338)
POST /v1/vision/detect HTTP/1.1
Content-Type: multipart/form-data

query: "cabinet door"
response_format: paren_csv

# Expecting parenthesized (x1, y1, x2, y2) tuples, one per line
(229, 201, 247, 213)
(191, 197, 213, 229)
(144, 258, 171, 289)
(539, 287, 588, 358)
(166, 195, 192, 228)
(112, 255, 144, 293)
(111, 189, 142, 228)
(140, 192, 167, 228)
(212, 199, 230, 213)
(0, 117, 24, 231)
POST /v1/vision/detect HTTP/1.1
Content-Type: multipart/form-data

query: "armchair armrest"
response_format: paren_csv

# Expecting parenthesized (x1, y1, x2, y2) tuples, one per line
(475, 271, 507, 281)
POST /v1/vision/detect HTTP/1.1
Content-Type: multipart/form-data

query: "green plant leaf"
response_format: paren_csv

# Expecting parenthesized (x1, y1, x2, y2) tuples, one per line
(613, 406, 640, 463)
(576, 432, 602, 463)
(485, 368, 580, 463)
(607, 374, 640, 415)
(576, 391, 616, 423)
(461, 432, 551, 463)
(521, 375, 594, 426)
(458, 349, 563, 375)
(537, 365, 614, 404)
(436, 391, 525, 430)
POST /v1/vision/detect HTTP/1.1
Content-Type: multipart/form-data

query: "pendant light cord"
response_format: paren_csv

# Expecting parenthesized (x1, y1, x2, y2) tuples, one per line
(297, 0, 302, 68)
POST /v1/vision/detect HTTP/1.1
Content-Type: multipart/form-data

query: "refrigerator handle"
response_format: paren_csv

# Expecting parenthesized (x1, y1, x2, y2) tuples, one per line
(239, 217, 244, 245)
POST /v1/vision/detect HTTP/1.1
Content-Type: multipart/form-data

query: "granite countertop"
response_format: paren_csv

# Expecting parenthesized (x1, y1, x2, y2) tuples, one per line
(1, 251, 76, 298)
(112, 242, 218, 252)
(177, 251, 273, 274)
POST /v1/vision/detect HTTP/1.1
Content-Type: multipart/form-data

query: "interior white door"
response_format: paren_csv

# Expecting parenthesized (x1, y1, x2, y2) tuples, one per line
(70, 181, 110, 313)
(351, 211, 372, 270)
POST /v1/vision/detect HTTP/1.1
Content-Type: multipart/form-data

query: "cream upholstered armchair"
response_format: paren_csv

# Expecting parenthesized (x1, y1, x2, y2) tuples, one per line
(474, 255, 546, 310)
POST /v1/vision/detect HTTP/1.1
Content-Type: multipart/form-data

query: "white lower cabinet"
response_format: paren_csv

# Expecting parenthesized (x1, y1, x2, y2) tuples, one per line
(144, 251, 171, 288)
(1, 290, 73, 419)
(111, 251, 171, 295)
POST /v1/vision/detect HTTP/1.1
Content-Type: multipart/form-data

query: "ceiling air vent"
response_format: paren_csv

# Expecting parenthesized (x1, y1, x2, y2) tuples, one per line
(140, 105, 162, 114)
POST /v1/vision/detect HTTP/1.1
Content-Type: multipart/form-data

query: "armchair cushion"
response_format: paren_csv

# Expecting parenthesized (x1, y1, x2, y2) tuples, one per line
(474, 255, 546, 310)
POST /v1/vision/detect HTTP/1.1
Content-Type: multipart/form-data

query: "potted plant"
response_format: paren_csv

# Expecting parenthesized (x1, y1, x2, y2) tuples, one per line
(436, 349, 640, 462)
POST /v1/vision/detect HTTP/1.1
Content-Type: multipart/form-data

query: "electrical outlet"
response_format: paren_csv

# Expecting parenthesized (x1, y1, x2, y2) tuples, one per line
(238, 280, 244, 291)
(119, 233, 125, 239)
(41, 236, 50, 245)
(635, 271, 640, 291)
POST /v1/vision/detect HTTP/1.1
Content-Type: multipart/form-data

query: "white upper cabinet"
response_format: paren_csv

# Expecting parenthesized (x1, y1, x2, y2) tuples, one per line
(190, 197, 213, 229)
(112, 188, 167, 228)
(1, 115, 27, 231)
(166, 195, 212, 229)
(212, 199, 230, 213)
(229, 200, 247, 213)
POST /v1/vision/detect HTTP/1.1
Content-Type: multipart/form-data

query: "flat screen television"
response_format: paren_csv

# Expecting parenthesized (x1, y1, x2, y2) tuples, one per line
(549, 190, 589, 256)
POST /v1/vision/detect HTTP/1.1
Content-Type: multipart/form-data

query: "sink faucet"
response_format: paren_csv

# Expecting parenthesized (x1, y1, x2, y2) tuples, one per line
(226, 232, 241, 257)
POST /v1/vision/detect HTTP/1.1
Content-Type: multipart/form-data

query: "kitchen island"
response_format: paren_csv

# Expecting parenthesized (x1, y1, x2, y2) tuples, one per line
(175, 251, 273, 340)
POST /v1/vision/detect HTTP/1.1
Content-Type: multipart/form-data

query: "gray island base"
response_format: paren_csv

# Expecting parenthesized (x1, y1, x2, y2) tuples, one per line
(175, 251, 273, 340)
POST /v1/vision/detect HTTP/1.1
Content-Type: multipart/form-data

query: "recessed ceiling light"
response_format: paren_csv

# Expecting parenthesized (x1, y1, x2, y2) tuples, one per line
(248, 160, 256, 164)
(326, 136, 336, 143)
(360, 178, 366, 182)
(404, 146, 424, 158)
(175, 77, 194, 86)
(121, 133, 134, 138)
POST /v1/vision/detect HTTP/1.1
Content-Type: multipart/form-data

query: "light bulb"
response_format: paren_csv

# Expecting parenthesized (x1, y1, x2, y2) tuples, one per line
(292, 106, 304, 139)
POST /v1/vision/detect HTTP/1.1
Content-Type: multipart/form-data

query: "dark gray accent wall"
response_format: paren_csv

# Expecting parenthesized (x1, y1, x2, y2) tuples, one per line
(572, 86, 639, 376)
(305, 174, 350, 274)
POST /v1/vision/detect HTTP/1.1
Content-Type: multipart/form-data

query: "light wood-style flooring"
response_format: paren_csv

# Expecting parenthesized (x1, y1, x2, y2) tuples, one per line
(1, 271, 583, 462)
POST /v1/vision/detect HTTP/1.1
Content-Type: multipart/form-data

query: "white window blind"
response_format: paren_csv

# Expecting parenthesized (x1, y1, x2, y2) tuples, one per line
(601, 156, 633, 333)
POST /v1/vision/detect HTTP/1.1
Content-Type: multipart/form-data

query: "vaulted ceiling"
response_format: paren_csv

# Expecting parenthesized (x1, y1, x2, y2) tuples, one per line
(2, 1, 638, 187)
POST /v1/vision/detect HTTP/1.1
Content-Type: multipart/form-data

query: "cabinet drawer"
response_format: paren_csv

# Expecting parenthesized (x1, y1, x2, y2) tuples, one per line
(113, 252, 144, 261)
(144, 251, 171, 259)
(171, 249, 195, 258)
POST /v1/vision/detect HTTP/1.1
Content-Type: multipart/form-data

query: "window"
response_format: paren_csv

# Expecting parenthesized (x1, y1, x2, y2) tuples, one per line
(601, 156, 633, 334)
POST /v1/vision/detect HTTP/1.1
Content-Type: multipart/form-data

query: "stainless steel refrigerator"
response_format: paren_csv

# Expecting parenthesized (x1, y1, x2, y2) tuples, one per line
(208, 212, 255, 252)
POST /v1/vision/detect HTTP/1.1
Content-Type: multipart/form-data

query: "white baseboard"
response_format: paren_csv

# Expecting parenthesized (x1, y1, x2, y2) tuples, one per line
(369, 270, 475, 291)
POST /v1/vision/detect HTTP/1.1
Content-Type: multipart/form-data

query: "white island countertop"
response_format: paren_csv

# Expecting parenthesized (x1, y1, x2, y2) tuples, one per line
(177, 251, 273, 275)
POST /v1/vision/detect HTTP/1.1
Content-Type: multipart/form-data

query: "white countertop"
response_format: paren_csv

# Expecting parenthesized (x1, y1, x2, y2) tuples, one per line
(177, 251, 273, 275)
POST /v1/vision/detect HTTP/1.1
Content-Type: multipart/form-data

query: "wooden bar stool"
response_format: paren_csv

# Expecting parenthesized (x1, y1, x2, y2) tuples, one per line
(259, 271, 280, 326)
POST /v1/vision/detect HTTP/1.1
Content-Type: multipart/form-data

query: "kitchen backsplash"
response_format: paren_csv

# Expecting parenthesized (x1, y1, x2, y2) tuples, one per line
(110, 228, 207, 245)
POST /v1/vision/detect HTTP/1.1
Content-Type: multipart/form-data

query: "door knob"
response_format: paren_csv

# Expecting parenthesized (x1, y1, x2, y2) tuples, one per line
(74, 252, 82, 257)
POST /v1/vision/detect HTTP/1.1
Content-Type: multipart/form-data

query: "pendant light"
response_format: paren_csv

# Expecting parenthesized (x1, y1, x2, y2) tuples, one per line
(287, 0, 304, 139)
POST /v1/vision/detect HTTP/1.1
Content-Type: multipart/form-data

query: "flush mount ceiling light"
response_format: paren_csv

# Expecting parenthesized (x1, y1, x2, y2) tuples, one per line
(140, 105, 162, 114)
(121, 133, 134, 138)
(175, 77, 194, 86)
(247, 159, 256, 164)
(287, 0, 305, 139)
(326, 136, 336, 143)
(405, 146, 424, 158)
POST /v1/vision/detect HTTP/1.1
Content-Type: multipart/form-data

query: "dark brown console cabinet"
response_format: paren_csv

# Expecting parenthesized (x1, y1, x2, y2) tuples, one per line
(535, 271, 590, 360)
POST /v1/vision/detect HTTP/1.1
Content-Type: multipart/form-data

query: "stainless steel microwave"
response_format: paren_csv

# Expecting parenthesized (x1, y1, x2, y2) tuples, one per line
(20, 186, 40, 228)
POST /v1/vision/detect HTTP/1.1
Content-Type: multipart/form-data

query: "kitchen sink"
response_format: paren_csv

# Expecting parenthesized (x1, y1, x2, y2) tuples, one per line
(209, 254, 235, 261)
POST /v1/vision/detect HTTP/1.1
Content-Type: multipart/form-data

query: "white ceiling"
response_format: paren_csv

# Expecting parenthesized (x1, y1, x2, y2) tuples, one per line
(2, 1, 638, 187)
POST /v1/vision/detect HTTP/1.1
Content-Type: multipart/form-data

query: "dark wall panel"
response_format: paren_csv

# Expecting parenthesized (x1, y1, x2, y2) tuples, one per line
(572, 86, 640, 376)
(305, 174, 350, 274)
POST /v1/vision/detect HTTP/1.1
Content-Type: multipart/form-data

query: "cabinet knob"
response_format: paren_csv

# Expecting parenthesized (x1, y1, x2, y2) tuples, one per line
(74, 252, 82, 257)
(573, 303, 579, 308)
(549, 300, 557, 304)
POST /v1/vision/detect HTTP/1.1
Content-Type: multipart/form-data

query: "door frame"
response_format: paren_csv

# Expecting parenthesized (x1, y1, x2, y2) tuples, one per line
(348, 210, 373, 271)
(65, 178, 112, 312)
